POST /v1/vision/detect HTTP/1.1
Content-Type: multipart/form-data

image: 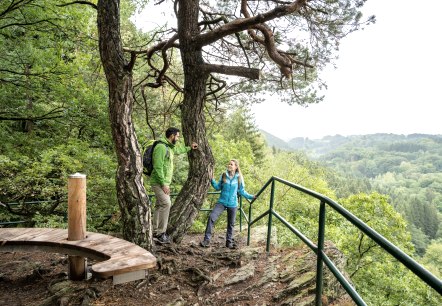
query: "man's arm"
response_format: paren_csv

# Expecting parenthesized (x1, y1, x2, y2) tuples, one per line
(173, 142, 198, 154)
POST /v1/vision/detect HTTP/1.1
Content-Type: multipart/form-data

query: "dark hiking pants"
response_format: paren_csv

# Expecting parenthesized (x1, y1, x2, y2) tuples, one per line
(203, 203, 237, 244)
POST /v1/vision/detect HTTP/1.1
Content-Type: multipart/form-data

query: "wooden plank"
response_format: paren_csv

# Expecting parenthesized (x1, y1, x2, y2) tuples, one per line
(0, 228, 157, 283)
(94, 242, 145, 255)
(3, 229, 69, 250)
(29, 229, 68, 242)
(2, 228, 37, 240)
(1, 240, 105, 260)
(113, 270, 147, 285)
(16, 228, 54, 238)
(68, 235, 112, 248)
(80, 232, 109, 241)
(0, 228, 27, 240)
(92, 253, 157, 278)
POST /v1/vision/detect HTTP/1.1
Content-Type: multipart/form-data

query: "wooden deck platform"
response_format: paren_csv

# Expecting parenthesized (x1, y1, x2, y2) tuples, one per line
(0, 228, 157, 284)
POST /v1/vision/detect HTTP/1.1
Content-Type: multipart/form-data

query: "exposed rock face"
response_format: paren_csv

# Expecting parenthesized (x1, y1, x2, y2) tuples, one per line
(176, 227, 352, 306)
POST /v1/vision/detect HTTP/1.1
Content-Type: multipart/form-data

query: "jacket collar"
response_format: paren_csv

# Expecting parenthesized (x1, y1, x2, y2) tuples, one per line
(162, 137, 175, 148)
(225, 170, 238, 179)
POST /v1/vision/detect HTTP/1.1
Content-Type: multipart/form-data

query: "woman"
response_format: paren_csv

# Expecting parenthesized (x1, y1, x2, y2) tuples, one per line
(200, 159, 255, 249)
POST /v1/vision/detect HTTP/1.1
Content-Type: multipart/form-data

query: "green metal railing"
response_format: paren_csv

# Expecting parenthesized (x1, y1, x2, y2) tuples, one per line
(241, 176, 442, 306)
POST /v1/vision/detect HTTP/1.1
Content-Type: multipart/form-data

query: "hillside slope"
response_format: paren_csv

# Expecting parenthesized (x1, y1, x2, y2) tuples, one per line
(0, 231, 351, 306)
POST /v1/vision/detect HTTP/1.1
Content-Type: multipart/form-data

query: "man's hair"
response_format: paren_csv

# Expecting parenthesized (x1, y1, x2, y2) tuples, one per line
(165, 127, 180, 138)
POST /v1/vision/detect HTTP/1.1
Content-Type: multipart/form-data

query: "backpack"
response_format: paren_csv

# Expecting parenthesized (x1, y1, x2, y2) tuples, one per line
(142, 140, 169, 176)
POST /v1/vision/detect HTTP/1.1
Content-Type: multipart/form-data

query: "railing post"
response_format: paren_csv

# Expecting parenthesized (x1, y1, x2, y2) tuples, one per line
(239, 195, 243, 232)
(266, 180, 276, 254)
(315, 200, 326, 306)
(247, 196, 252, 246)
(68, 173, 87, 281)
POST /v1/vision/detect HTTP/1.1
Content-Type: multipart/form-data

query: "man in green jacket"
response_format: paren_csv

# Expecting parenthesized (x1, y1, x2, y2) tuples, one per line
(150, 127, 198, 244)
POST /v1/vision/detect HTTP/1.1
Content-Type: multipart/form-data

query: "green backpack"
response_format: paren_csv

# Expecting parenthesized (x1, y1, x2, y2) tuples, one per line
(142, 140, 169, 176)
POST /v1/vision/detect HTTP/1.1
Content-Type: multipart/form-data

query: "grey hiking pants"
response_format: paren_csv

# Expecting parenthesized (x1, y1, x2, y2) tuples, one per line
(151, 185, 172, 236)
(203, 203, 237, 243)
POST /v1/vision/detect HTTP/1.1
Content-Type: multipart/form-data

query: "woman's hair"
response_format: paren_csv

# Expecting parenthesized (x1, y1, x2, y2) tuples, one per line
(223, 159, 243, 185)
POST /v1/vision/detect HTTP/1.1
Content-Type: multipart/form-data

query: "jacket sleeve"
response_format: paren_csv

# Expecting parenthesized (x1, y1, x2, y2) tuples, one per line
(173, 144, 191, 155)
(211, 175, 222, 191)
(152, 144, 167, 186)
(238, 180, 254, 200)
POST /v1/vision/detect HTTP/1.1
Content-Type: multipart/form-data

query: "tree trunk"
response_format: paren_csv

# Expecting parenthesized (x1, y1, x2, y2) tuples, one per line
(168, 0, 214, 242)
(97, 0, 152, 249)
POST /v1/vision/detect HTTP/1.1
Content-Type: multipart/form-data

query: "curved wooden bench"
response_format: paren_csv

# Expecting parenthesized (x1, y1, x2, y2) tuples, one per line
(0, 228, 157, 284)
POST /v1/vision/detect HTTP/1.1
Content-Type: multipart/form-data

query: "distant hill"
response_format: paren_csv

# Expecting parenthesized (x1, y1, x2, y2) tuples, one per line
(260, 130, 442, 258)
(259, 130, 293, 151)
(260, 131, 442, 157)
(260, 130, 353, 156)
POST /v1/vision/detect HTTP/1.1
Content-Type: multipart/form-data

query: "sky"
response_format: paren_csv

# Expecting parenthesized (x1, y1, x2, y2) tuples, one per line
(252, 0, 442, 140)
(134, 1, 442, 141)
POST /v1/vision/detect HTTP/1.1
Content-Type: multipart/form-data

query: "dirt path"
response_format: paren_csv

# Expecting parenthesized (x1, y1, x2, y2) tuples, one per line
(0, 232, 351, 306)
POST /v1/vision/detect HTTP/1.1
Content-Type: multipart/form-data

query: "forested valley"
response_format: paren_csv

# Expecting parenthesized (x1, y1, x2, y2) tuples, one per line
(268, 133, 442, 255)
(1, 1, 440, 305)
(265, 132, 442, 295)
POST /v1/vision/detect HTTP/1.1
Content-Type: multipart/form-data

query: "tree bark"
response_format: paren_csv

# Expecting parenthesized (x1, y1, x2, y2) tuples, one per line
(97, 0, 152, 249)
(168, 0, 215, 242)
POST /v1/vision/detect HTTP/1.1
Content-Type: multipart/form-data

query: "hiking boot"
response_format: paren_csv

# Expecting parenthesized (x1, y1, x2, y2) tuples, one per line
(226, 240, 237, 249)
(154, 233, 170, 244)
(200, 240, 210, 248)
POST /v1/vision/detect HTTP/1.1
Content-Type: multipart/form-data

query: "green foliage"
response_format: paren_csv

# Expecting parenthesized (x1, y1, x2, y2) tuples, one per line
(325, 170, 372, 198)
(421, 241, 442, 278)
(0, 0, 118, 231)
(336, 193, 413, 269)
(0, 138, 117, 229)
(352, 258, 442, 306)
(188, 217, 207, 234)
(209, 133, 255, 177)
(330, 193, 440, 305)
(243, 149, 440, 306)
(280, 134, 442, 256)
(219, 107, 266, 165)
(245, 150, 335, 246)
(409, 224, 430, 255)
(0, 0, 104, 131)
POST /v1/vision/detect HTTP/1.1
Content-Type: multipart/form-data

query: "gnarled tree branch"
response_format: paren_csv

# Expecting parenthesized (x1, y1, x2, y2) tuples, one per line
(202, 63, 260, 80)
(194, 0, 307, 47)
(57, 1, 97, 10)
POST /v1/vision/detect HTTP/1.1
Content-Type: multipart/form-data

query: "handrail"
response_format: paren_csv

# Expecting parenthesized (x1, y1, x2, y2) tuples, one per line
(1, 192, 223, 226)
(245, 176, 442, 306)
(0, 221, 28, 226)
(149, 191, 254, 233)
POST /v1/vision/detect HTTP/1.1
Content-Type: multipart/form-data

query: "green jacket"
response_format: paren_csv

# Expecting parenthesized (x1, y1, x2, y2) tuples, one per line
(149, 137, 190, 186)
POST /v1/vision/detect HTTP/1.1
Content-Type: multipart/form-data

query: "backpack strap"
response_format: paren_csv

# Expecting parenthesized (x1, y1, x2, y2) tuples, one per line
(221, 172, 241, 188)
(156, 141, 170, 159)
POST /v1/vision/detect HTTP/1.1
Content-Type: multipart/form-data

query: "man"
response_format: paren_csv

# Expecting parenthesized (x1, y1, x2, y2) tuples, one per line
(150, 127, 198, 244)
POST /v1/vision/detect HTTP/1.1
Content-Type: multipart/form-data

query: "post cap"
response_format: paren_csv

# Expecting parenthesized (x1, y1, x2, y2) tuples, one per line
(69, 173, 86, 179)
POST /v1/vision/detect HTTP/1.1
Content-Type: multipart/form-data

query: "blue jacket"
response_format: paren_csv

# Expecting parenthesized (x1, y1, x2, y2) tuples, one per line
(211, 171, 254, 208)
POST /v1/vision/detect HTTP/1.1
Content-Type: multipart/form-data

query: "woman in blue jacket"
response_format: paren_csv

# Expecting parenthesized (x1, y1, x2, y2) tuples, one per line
(200, 159, 255, 249)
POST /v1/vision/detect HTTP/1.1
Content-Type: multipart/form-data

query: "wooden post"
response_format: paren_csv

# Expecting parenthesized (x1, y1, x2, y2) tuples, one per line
(67, 173, 87, 281)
